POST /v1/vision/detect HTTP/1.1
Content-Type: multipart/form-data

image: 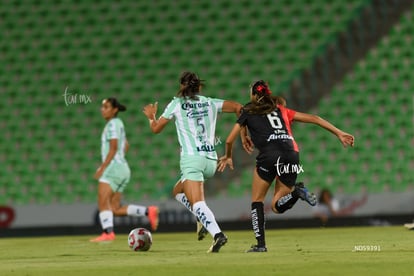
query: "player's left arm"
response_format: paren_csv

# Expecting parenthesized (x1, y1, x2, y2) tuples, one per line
(95, 139, 117, 180)
(143, 102, 170, 134)
(217, 123, 242, 172)
(293, 112, 355, 147)
(240, 126, 254, 154)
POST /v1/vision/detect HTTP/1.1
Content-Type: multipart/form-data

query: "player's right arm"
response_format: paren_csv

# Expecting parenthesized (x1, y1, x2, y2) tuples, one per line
(143, 102, 170, 134)
(293, 112, 355, 148)
(95, 139, 117, 180)
(217, 123, 242, 172)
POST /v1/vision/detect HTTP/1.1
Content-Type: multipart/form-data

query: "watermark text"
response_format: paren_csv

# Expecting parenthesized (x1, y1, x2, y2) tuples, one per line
(63, 86, 92, 106)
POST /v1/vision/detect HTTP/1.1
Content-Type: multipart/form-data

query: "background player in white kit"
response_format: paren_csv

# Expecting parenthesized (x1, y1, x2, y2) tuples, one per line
(143, 72, 241, 252)
(90, 98, 159, 242)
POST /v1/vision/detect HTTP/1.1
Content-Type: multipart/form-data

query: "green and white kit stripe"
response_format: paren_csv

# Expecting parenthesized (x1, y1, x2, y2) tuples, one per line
(161, 96, 224, 159)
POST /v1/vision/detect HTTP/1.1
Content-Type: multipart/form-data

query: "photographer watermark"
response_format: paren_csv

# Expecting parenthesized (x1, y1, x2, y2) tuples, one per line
(352, 245, 381, 252)
(63, 86, 92, 106)
(214, 136, 222, 146)
(275, 156, 304, 175)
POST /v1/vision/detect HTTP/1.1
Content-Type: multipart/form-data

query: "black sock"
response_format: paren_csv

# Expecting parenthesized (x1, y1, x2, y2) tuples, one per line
(275, 193, 299, 213)
(251, 202, 266, 247)
(104, 227, 113, 234)
(291, 187, 301, 199)
(214, 232, 224, 240)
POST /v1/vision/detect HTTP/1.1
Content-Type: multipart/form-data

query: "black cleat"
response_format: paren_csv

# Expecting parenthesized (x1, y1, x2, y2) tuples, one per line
(208, 232, 228, 253)
(246, 245, 268, 253)
(197, 221, 208, 241)
(295, 182, 317, 206)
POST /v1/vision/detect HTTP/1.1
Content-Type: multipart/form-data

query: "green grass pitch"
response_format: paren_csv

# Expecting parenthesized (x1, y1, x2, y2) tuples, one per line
(0, 226, 413, 275)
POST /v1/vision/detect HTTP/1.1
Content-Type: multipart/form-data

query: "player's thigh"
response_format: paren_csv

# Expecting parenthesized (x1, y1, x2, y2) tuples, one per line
(251, 168, 271, 202)
(277, 150, 299, 188)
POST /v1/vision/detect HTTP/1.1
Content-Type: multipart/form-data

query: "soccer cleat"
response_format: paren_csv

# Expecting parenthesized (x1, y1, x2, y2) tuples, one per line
(246, 245, 268, 253)
(147, 206, 159, 231)
(90, 232, 116, 242)
(294, 182, 317, 206)
(197, 221, 208, 241)
(404, 222, 414, 230)
(207, 232, 228, 253)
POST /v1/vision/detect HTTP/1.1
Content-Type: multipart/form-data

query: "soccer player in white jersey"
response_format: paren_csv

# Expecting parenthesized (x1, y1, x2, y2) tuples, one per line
(143, 72, 241, 252)
(90, 98, 159, 242)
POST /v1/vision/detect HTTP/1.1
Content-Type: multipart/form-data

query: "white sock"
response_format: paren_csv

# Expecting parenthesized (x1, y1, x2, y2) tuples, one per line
(192, 201, 221, 237)
(99, 210, 113, 231)
(127, 205, 147, 217)
(175, 193, 193, 213)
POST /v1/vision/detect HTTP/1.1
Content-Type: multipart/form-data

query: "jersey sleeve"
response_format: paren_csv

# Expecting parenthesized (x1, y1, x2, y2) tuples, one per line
(161, 97, 178, 120)
(107, 119, 121, 139)
(286, 108, 296, 123)
(236, 108, 248, 126)
(210, 98, 224, 113)
(279, 105, 296, 123)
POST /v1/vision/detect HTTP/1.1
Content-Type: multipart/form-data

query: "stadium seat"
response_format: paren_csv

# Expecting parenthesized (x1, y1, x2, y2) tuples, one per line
(2, 0, 411, 204)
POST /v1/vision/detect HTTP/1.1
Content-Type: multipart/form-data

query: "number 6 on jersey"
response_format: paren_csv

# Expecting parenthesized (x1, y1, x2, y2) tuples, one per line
(267, 111, 283, 129)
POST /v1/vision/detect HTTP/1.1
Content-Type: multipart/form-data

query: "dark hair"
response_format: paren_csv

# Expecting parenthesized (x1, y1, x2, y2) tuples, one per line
(318, 189, 332, 204)
(272, 95, 286, 107)
(178, 71, 204, 100)
(104, 97, 127, 115)
(243, 80, 275, 115)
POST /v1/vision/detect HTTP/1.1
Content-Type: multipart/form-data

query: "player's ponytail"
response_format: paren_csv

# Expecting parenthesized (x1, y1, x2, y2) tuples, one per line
(104, 97, 127, 115)
(178, 71, 205, 100)
(244, 80, 275, 115)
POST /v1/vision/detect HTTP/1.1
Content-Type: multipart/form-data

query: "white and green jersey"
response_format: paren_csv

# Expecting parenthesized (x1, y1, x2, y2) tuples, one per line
(101, 117, 128, 164)
(161, 95, 224, 159)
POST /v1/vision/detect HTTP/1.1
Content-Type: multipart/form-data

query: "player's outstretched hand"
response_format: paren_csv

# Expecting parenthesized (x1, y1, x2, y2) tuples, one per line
(241, 135, 254, 154)
(338, 131, 355, 148)
(217, 156, 234, 172)
(143, 102, 158, 120)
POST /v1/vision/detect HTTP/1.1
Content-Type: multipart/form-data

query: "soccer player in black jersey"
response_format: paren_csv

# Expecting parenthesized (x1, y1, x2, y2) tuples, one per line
(218, 80, 354, 252)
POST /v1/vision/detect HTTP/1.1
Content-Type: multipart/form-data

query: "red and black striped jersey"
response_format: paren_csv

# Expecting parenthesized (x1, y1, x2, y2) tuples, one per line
(237, 104, 299, 153)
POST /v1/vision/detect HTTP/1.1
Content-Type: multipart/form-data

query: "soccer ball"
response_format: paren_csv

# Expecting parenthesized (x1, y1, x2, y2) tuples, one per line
(128, 228, 152, 252)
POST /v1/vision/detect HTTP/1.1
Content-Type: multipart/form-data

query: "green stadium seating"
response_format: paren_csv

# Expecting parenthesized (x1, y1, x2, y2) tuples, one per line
(294, 6, 414, 194)
(1, 0, 410, 205)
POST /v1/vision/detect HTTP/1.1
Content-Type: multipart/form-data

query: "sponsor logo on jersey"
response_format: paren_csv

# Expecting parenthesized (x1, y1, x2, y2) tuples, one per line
(187, 109, 209, 118)
(196, 144, 215, 152)
(266, 133, 294, 142)
(181, 102, 210, 110)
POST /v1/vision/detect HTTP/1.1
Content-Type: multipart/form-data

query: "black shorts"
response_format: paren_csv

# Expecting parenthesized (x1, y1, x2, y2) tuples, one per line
(255, 150, 300, 187)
